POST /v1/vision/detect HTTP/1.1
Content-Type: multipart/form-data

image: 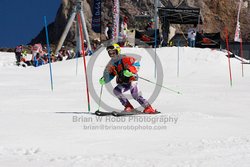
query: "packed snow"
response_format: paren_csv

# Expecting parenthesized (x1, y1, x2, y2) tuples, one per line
(0, 47, 250, 167)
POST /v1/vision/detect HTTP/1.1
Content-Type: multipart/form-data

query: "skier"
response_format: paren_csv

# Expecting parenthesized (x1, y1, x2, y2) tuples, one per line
(99, 43, 156, 114)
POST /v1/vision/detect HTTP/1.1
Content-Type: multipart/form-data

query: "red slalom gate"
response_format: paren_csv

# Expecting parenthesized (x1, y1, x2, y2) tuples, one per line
(225, 28, 233, 86)
(240, 38, 244, 77)
(77, 13, 91, 112)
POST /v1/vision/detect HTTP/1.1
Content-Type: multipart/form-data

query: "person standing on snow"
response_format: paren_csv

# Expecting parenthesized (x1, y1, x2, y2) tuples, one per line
(15, 45, 23, 65)
(187, 24, 197, 47)
(120, 16, 128, 39)
(99, 43, 156, 114)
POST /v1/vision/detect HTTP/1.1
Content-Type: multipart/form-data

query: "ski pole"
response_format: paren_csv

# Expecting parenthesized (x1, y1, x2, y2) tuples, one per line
(138, 76, 181, 94)
(97, 85, 104, 111)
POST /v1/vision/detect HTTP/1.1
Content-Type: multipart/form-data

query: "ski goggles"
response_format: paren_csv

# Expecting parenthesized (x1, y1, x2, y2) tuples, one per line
(107, 46, 118, 56)
(106, 45, 115, 52)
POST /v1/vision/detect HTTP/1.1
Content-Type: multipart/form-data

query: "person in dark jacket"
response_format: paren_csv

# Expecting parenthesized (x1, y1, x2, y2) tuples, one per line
(105, 22, 113, 40)
(15, 45, 23, 65)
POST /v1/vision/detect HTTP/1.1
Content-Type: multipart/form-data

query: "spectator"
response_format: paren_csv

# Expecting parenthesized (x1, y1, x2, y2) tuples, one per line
(105, 22, 113, 40)
(92, 38, 101, 51)
(19, 50, 33, 67)
(62, 49, 68, 60)
(121, 16, 128, 39)
(33, 53, 45, 67)
(57, 50, 64, 61)
(66, 49, 75, 60)
(145, 21, 153, 31)
(50, 52, 57, 62)
(187, 24, 197, 47)
(32, 43, 43, 58)
(42, 53, 49, 64)
(15, 45, 23, 65)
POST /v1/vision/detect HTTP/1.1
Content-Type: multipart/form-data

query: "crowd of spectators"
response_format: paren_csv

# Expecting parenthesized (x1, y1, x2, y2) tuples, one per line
(14, 44, 78, 67)
(15, 36, 104, 67)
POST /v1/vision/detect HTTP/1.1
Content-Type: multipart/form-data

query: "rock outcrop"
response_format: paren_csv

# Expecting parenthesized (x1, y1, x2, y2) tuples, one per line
(30, 0, 250, 47)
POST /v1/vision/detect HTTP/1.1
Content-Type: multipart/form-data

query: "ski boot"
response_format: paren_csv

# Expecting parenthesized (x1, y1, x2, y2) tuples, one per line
(124, 102, 134, 112)
(143, 105, 156, 114)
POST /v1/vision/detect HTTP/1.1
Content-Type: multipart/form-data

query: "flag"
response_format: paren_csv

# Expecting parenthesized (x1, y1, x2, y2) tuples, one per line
(91, 0, 101, 33)
(234, 0, 242, 42)
(113, 0, 120, 42)
(234, 22, 241, 42)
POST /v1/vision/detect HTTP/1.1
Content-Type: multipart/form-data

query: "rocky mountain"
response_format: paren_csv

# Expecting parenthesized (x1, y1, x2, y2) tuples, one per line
(30, 0, 250, 48)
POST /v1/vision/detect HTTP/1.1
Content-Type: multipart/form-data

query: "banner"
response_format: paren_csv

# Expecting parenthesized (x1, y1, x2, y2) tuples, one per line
(234, 22, 241, 42)
(113, 0, 120, 42)
(234, 0, 242, 42)
(91, 0, 102, 33)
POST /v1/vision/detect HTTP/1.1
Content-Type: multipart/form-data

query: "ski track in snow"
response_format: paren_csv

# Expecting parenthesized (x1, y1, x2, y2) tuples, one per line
(0, 136, 250, 167)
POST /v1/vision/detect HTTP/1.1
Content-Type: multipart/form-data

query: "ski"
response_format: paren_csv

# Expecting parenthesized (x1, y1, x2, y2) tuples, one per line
(112, 110, 160, 117)
(94, 110, 113, 116)
(95, 110, 161, 117)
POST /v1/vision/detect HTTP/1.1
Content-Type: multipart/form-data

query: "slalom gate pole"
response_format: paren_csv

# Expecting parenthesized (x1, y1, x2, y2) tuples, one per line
(75, 53, 79, 76)
(240, 38, 244, 77)
(77, 14, 91, 112)
(154, 36, 157, 79)
(97, 85, 104, 112)
(225, 28, 233, 86)
(138, 76, 181, 94)
(43, 16, 54, 91)
(177, 40, 180, 77)
(113, 0, 120, 43)
(75, 21, 80, 76)
(154, 0, 159, 79)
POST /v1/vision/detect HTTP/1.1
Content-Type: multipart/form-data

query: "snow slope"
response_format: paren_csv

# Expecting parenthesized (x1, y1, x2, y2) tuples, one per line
(0, 47, 250, 167)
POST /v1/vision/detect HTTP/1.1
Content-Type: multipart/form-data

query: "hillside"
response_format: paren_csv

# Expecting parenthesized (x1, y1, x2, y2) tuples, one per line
(30, 0, 250, 47)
